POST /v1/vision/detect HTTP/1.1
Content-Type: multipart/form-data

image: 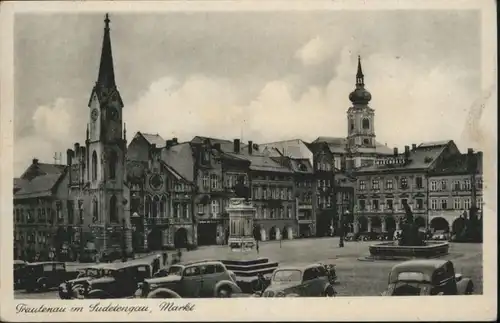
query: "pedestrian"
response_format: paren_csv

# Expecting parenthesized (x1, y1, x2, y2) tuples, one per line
(177, 248, 182, 263)
(153, 254, 161, 274)
(256, 240, 259, 254)
(162, 251, 168, 268)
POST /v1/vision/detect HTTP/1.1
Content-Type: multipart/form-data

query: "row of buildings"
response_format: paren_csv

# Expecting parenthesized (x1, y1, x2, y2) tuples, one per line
(12, 15, 483, 259)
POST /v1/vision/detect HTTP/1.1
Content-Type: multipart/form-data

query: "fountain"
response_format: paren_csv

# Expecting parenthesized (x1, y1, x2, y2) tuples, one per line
(219, 176, 278, 293)
(368, 200, 449, 260)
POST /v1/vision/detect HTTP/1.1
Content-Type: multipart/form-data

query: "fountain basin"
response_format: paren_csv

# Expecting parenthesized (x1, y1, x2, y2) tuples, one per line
(368, 241, 449, 260)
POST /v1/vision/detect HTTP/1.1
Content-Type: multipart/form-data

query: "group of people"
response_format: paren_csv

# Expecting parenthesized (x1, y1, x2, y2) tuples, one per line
(152, 249, 183, 275)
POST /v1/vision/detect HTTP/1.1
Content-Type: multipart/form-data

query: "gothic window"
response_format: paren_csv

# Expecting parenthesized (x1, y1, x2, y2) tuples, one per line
(144, 196, 151, 218)
(184, 204, 190, 219)
(92, 151, 98, 181)
(363, 138, 370, 145)
(109, 150, 118, 179)
(152, 196, 159, 218)
(110, 195, 118, 223)
(160, 196, 166, 217)
(92, 199, 98, 223)
(362, 118, 370, 129)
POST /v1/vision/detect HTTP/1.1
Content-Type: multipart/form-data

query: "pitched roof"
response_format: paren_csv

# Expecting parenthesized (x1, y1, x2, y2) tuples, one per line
(355, 140, 454, 173)
(260, 139, 312, 160)
(312, 136, 393, 155)
(15, 172, 66, 199)
(431, 151, 482, 175)
(139, 132, 166, 148)
(160, 142, 195, 181)
(191, 136, 234, 151)
(225, 150, 292, 173)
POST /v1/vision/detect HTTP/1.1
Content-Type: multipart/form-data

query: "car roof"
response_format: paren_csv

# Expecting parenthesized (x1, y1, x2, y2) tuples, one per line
(97, 258, 154, 270)
(14, 260, 26, 265)
(275, 263, 323, 271)
(175, 260, 224, 267)
(28, 261, 65, 266)
(391, 259, 449, 273)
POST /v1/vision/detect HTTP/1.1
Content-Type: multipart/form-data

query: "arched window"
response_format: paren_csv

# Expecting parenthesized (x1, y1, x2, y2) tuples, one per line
(362, 118, 370, 129)
(92, 151, 98, 181)
(92, 199, 98, 223)
(110, 195, 118, 223)
(109, 150, 118, 179)
(160, 196, 167, 217)
(152, 196, 159, 218)
(145, 196, 151, 218)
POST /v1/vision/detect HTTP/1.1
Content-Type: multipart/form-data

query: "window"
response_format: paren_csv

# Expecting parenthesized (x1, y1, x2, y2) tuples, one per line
(144, 196, 151, 218)
(416, 199, 423, 210)
(386, 199, 393, 210)
(453, 198, 461, 210)
(174, 203, 180, 218)
(476, 178, 483, 189)
(263, 208, 267, 219)
(211, 200, 219, 216)
(464, 179, 471, 191)
(160, 196, 166, 217)
(92, 151, 98, 181)
(210, 174, 218, 190)
(202, 174, 209, 188)
(280, 207, 284, 218)
(441, 180, 447, 190)
(109, 150, 118, 179)
(359, 180, 366, 190)
(151, 196, 159, 218)
(477, 197, 483, 209)
(92, 199, 98, 223)
(362, 118, 370, 129)
(440, 199, 448, 210)
(372, 200, 379, 211)
(359, 200, 366, 211)
(197, 204, 204, 214)
(386, 180, 393, 190)
(303, 268, 319, 281)
(56, 202, 63, 223)
(430, 181, 437, 191)
(372, 180, 380, 190)
(184, 266, 201, 277)
(416, 177, 423, 189)
(453, 180, 460, 191)
(431, 199, 438, 210)
(280, 189, 286, 200)
(287, 207, 292, 218)
(184, 204, 190, 219)
(464, 198, 471, 210)
(110, 195, 118, 222)
(401, 198, 408, 210)
(288, 189, 292, 200)
(400, 177, 408, 189)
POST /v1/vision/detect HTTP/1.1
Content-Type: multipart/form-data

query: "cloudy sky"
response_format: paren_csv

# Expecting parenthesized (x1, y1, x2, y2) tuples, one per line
(14, 10, 491, 175)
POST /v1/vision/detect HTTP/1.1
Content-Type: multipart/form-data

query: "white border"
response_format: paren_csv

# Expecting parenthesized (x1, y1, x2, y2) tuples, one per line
(0, 0, 497, 321)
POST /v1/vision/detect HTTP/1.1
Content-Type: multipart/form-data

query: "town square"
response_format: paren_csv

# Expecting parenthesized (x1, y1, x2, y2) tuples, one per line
(11, 11, 485, 301)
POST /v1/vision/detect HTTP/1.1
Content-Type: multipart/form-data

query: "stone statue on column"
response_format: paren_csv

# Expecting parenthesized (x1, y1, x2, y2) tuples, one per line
(234, 175, 250, 201)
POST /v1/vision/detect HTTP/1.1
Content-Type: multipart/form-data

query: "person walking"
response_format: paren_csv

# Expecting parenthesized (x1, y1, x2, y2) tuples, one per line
(177, 248, 182, 263)
(162, 251, 168, 268)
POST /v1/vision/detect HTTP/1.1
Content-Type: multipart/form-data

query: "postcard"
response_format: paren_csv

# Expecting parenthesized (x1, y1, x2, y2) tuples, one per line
(0, 0, 497, 321)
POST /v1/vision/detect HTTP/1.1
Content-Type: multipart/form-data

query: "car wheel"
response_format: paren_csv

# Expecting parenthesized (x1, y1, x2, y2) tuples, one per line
(324, 286, 336, 297)
(217, 286, 232, 298)
(72, 285, 85, 299)
(38, 280, 48, 292)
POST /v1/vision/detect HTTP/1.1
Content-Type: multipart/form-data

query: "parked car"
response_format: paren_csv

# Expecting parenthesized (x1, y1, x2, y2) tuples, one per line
(358, 231, 379, 241)
(382, 259, 474, 296)
(58, 264, 108, 299)
(136, 260, 241, 298)
(82, 259, 155, 299)
(23, 262, 79, 293)
(254, 263, 337, 297)
(431, 230, 449, 241)
(14, 260, 28, 289)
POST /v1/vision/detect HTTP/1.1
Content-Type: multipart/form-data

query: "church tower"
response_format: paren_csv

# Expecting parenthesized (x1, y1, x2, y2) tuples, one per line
(86, 14, 127, 237)
(346, 56, 375, 149)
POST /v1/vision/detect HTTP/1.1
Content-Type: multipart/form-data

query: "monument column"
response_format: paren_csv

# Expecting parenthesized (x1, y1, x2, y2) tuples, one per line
(367, 217, 372, 232)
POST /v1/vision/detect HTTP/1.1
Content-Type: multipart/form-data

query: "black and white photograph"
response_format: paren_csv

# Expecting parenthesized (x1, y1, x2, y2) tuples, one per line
(0, 0, 497, 321)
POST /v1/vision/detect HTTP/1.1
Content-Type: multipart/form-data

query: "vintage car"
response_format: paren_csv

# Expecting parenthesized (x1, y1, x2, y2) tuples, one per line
(135, 260, 242, 298)
(82, 259, 155, 299)
(382, 259, 474, 296)
(23, 262, 79, 293)
(358, 231, 380, 241)
(254, 263, 337, 297)
(431, 230, 450, 241)
(58, 264, 109, 299)
(14, 260, 28, 289)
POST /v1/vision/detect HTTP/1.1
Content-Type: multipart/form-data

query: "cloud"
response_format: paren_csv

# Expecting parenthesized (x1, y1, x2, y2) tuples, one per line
(295, 36, 333, 66)
(15, 40, 486, 177)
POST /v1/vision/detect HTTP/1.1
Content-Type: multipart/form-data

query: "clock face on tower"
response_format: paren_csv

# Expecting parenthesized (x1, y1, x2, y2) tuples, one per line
(91, 108, 99, 121)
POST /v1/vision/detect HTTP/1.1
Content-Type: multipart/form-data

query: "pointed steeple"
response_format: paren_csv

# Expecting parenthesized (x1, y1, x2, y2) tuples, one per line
(97, 13, 116, 89)
(356, 55, 364, 87)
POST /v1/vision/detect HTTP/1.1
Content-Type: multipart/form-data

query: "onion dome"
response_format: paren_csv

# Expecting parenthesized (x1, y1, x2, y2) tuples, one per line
(349, 56, 372, 105)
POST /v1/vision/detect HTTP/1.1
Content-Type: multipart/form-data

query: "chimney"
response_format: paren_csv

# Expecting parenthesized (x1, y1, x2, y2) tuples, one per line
(66, 149, 73, 166)
(172, 137, 178, 145)
(393, 147, 398, 156)
(32, 158, 39, 165)
(80, 146, 86, 159)
(404, 145, 410, 160)
(234, 139, 240, 153)
(412, 144, 417, 150)
(166, 140, 173, 149)
(248, 141, 253, 154)
(467, 148, 474, 155)
(466, 148, 476, 172)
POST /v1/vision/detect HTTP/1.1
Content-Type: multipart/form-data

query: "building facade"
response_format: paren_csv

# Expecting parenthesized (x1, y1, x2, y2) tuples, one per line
(427, 148, 483, 233)
(353, 141, 461, 234)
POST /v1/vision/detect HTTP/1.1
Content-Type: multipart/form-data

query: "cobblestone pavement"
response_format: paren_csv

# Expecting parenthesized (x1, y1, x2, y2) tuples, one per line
(14, 238, 483, 299)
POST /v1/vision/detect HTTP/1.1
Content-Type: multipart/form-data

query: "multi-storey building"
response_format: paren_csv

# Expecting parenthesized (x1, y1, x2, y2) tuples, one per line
(353, 141, 461, 234)
(126, 132, 195, 250)
(13, 159, 69, 260)
(427, 148, 483, 233)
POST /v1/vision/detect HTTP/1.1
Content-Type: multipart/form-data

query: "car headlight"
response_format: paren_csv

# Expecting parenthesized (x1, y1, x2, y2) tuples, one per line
(137, 282, 144, 289)
(149, 284, 158, 290)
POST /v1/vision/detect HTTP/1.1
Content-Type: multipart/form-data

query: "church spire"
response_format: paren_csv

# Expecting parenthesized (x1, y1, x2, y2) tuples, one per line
(356, 55, 364, 87)
(97, 13, 116, 89)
